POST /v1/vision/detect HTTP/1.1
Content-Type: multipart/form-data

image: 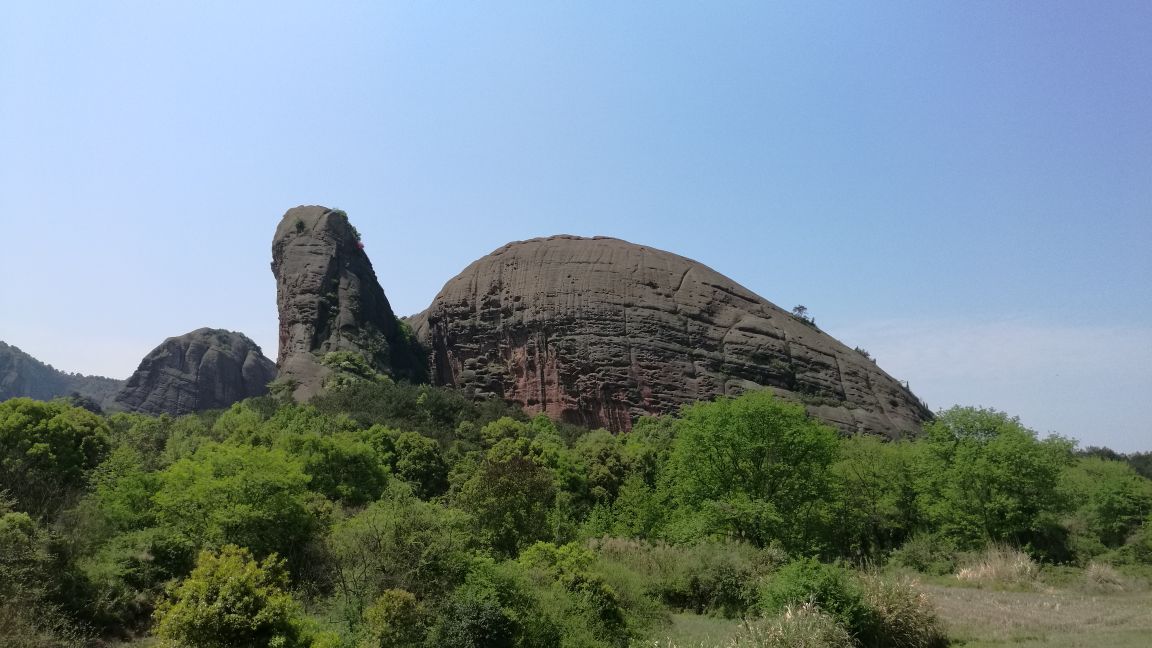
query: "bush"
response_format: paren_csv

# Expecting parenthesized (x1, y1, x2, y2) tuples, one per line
(759, 559, 879, 644)
(360, 589, 427, 648)
(888, 533, 959, 576)
(153, 545, 315, 648)
(591, 537, 782, 618)
(425, 560, 559, 648)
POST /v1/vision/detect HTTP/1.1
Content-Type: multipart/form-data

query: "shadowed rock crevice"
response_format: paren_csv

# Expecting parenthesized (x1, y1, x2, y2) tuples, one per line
(411, 235, 930, 436)
(112, 328, 276, 416)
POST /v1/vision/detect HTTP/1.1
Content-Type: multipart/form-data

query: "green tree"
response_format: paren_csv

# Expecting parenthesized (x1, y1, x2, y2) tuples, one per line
(279, 431, 389, 506)
(830, 436, 922, 559)
(1064, 456, 1152, 550)
(456, 446, 557, 558)
(326, 482, 472, 624)
(917, 406, 1074, 550)
(153, 443, 317, 563)
(153, 545, 314, 648)
(0, 398, 111, 516)
(392, 431, 449, 499)
(666, 390, 840, 549)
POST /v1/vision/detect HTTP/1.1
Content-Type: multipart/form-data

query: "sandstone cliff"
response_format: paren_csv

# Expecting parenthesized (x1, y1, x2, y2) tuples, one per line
(112, 328, 276, 415)
(411, 235, 930, 436)
(271, 206, 425, 400)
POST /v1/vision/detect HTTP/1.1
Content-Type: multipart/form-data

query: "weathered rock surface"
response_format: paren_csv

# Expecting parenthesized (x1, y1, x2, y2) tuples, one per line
(112, 328, 276, 415)
(271, 206, 425, 400)
(411, 235, 930, 436)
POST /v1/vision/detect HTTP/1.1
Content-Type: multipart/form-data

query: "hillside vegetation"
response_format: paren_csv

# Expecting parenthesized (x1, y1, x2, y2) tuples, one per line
(0, 341, 123, 408)
(2, 372, 1150, 647)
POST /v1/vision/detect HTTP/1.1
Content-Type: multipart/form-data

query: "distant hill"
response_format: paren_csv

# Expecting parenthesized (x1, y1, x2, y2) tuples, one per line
(0, 340, 124, 409)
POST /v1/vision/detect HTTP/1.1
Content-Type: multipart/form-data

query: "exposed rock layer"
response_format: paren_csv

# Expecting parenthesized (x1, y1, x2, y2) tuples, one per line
(412, 235, 930, 436)
(271, 206, 425, 400)
(112, 328, 276, 416)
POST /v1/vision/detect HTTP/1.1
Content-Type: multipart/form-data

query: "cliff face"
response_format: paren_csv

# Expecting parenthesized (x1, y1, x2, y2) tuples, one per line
(411, 235, 930, 436)
(271, 206, 425, 400)
(112, 328, 276, 416)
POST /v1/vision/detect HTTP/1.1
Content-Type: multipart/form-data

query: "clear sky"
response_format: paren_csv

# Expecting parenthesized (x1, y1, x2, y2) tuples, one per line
(1, 2, 1149, 451)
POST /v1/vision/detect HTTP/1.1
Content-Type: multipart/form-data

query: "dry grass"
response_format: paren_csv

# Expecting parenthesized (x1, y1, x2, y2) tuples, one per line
(923, 581, 1152, 647)
(1080, 561, 1131, 593)
(858, 573, 948, 648)
(651, 603, 853, 648)
(954, 545, 1038, 587)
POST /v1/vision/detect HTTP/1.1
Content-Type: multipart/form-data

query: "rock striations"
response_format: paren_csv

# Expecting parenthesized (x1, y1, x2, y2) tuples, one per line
(411, 235, 930, 436)
(271, 206, 425, 400)
(112, 328, 276, 416)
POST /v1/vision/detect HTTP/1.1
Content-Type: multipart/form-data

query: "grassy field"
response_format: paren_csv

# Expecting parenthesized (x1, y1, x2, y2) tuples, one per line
(925, 582, 1152, 647)
(650, 573, 1152, 648)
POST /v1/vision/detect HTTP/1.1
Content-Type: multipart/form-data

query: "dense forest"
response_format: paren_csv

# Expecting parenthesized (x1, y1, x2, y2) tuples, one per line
(2, 367, 1150, 647)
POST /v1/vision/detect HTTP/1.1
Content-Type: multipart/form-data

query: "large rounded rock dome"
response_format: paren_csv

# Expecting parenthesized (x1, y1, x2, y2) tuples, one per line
(412, 235, 930, 436)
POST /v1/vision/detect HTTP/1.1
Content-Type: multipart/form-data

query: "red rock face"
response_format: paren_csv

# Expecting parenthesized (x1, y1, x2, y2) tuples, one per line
(411, 235, 930, 436)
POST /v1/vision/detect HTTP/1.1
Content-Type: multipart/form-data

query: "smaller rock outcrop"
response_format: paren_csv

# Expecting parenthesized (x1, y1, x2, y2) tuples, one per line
(112, 328, 276, 416)
(271, 206, 425, 400)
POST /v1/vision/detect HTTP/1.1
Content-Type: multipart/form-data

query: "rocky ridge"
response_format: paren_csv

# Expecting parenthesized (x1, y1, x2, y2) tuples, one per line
(0, 340, 124, 408)
(112, 328, 276, 416)
(271, 206, 425, 400)
(411, 235, 930, 436)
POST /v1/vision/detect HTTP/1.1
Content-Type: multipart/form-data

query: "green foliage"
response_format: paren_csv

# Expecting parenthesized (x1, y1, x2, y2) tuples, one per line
(325, 482, 472, 623)
(519, 542, 629, 643)
(1064, 457, 1152, 550)
(759, 558, 879, 645)
(426, 559, 560, 648)
(80, 526, 196, 632)
(392, 430, 449, 498)
(591, 537, 782, 618)
(456, 448, 557, 557)
(831, 436, 922, 559)
(917, 406, 1074, 551)
(888, 533, 961, 576)
(666, 390, 840, 550)
(0, 502, 90, 646)
(153, 443, 317, 562)
(360, 589, 427, 648)
(0, 397, 111, 515)
(153, 544, 315, 648)
(279, 431, 389, 506)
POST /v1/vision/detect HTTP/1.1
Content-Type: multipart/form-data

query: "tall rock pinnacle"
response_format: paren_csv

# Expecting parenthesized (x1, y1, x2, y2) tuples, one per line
(411, 235, 931, 436)
(271, 206, 425, 400)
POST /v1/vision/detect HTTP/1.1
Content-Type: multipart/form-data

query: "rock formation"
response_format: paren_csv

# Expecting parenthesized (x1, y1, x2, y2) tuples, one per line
(411, 235, 930, 436)
(271, 206, 425, 400)
(112, 328, 276, 415)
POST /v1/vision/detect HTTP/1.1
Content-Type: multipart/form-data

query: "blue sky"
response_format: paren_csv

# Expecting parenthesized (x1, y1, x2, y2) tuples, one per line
(1, 2, 1149, 450)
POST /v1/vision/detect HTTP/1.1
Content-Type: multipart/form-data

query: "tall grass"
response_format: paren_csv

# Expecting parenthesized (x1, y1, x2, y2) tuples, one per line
(954, 545, 1037, 587)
